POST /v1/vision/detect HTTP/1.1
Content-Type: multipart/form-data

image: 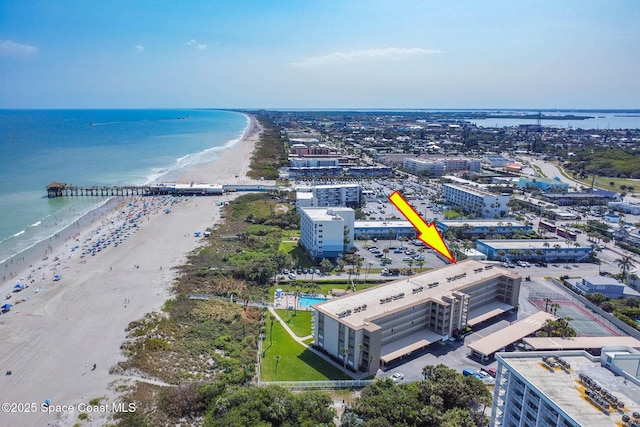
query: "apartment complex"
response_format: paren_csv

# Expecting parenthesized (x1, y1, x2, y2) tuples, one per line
(490, 349, 640, 427)
(443, 183, 510, 218)
(312, 260, 521, 375)
(299, 207, 355, 259)
(402, 157, 481, 176)
(403, 158, 446, 176)
(290, 157, 340, 167)
(296, 183, 362, 209)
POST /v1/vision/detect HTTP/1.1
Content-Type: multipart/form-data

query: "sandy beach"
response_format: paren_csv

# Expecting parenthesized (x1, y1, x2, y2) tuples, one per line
(0, 115, 266, 426)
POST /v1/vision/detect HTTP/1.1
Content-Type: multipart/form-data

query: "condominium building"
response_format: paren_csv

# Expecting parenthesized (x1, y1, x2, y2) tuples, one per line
(403, 158, 446, 176)
(290, 157, 340, 167)
(490, 348, 640, 427)
(443, 183, 510, 218)
(443, 158, 482, 172)
(312, 260, 521, 375)
(296, 183, 362, 209)
(402, 157, 481, 176)
(299, 207, 355, 259)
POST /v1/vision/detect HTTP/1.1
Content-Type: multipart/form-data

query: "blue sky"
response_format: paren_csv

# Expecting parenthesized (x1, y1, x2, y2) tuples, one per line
(1, 0, 639, 109)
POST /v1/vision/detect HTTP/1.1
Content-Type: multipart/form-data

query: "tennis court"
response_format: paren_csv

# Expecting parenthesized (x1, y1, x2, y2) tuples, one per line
(528, 291, 622, 337)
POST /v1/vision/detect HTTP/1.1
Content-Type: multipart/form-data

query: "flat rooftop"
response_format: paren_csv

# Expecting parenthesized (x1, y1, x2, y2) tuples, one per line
(444, 183, 504, 197)
(313, 259, 520, 329)
(354, 220, 412, 228)
(498, 351, 640, 427)
(296, 183, 360, 190)
(300, 207, 353, 221)
(436, 219, 527, 228)
(477, 239, 588, 250)
(468, 311, 554, 357)
(522, 336, 640, 351)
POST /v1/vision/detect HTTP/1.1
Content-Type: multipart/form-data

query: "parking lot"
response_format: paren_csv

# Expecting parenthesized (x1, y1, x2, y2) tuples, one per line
(354, 238, 447, 272)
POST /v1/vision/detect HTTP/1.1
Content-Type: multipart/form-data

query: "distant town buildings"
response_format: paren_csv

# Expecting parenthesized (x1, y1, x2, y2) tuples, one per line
(483, 154, 513, 168)
(353, 220, 415, 240)
(518, 176, 569, 192)
(290, 157, 340, 168)
(402, 157, 481, 176)
(442, 183, 510, 218)
(541, 189, 621, 206)
(475, 239, 592, 262)
(608, 201, 640, 215)
(566, 276, 640, 299)
(435, 220, 531, 236)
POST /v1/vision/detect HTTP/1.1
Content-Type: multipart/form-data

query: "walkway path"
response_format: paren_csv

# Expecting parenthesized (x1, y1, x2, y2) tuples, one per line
(267, 306, 371, 380)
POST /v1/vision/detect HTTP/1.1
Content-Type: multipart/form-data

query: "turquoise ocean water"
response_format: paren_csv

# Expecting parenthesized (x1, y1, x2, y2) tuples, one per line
(0, 109, 248, 263)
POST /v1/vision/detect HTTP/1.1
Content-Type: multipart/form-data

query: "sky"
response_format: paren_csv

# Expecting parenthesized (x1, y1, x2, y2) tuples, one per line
(1, 0, 639, 109)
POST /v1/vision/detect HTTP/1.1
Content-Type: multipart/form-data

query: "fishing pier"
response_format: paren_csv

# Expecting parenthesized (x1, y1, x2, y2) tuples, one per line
(46, 182, 278, 198)
(46, 182, 151, 198)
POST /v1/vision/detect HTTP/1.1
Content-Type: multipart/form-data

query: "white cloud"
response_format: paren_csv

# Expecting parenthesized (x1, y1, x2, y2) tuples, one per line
(185, 39, 207, 50)
(292, 47, 441, 67)
(0, 40, 38, 56)
(134, 45, 144, 53)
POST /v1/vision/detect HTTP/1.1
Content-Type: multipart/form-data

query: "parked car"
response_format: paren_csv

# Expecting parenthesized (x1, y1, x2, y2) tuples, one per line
(392, 372, 404, 381)
(462, 368, 475, 377)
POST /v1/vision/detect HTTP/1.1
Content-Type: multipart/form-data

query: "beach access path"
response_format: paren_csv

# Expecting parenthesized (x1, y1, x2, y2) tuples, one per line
(0, 115, 268, 426)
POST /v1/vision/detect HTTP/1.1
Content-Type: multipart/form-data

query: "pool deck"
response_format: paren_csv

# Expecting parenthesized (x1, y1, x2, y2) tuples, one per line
(273, 292, 331, 310)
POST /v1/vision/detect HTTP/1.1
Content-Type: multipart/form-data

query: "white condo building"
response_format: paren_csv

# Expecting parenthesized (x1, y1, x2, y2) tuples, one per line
(403, 158, 446, 176)
(403, 158, 482, 176)
(491, 348, 640, 427)
(443, 183, 510, 218)
(296, 183, 361, 210)
(299, 207, 355, 259)
(289, 157, 340, 167)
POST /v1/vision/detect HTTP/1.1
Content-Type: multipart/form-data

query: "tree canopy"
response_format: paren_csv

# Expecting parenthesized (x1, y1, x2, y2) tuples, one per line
(342, 365, 491, 427)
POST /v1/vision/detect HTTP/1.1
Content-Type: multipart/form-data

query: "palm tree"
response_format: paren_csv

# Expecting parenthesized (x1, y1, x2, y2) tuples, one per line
(615, 256, 636, 283)
(320, 258, 333, 275)
(274, 355, 281, 378)
(357, 343, 365, 371)
(341, 347, 350, 374)
(544, 298, 552, 312)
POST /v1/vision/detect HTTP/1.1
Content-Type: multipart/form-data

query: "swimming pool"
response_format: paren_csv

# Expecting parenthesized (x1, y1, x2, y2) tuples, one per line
(298, 296, 329, 308)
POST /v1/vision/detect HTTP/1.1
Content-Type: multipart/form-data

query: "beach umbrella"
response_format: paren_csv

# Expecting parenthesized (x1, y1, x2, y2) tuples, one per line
(1, 303, 12, 310)
(53, 275, 62, 281)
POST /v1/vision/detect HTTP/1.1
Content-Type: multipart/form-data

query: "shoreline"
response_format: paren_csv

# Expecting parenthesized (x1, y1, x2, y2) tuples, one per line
(0, 113, 259, 286)
(0, 114, 268, 426)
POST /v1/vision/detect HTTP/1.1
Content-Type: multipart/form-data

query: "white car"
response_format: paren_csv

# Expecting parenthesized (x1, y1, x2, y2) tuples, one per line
(392, 372, 405, 381)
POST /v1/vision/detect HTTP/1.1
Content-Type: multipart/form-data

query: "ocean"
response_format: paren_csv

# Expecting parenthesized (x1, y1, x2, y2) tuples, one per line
(0, 109, 248, 264)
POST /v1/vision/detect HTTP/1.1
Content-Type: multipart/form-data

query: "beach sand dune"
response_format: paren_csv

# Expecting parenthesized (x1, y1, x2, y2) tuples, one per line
(0, 115, 267, 426)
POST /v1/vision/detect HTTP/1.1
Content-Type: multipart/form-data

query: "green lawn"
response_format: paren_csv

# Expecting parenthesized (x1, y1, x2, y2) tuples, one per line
(554, 162, 640, 193)
(278, 241, 313, 267)
(282, 229, 300, 238)
(247, 224, 280, 235)
(276, 309, 313, 337)
(261, 315, 349, 381)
